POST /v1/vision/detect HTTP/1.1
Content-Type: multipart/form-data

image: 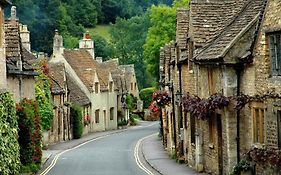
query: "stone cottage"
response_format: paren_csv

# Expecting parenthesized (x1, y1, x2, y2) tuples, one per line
(47, 63, 72, 143)
(50, 31, 118, 132)
(158, 0, 281, 174)
(5, 6, 37, 102)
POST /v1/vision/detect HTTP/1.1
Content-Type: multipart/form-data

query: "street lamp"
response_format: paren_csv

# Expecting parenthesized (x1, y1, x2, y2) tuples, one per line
(175, 90, 183, 104)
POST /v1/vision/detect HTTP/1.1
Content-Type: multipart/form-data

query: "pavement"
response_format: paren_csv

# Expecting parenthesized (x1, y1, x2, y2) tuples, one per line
(41, 122, 204, 175)
(141, 135, 204, 175)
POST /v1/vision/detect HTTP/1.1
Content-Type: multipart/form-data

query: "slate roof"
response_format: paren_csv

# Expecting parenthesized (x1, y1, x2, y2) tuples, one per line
(119, 64, 136, 92)
(101, 59, 121, 91)
(63, 49, 109, 92)
(49, 63, 65, 95)
(5, 19, 37, 76)
(66, 73, 91, 106)
(190, 0, 246, 48)
(194, 0, 265, 62)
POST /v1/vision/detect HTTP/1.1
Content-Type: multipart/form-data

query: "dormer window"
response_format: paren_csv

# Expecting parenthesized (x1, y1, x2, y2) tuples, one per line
(269, 32, 281, 76)
(109, 81, 113, 92)
(95, 82, 99, 93)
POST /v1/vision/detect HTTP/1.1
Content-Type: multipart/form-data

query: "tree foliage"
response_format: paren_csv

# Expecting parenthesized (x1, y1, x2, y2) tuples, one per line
(0, 92, 20, 175)
(143, 0, 190, 84)
(110, 14, 150, 88)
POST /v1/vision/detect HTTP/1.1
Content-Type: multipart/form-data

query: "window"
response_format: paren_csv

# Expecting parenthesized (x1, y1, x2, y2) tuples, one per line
(277, 110, 281, 148)
(95, 82, 99, 94)
(190, 115, 196, 144)
(110, 107, 114, 120)
(109, 81, 113, 92)
(269, 33, 281, 76)
(134, 83, 137, 91)
(209, 114, 216, 144)
(253, 108, 265, 143)
(95, 109, 100, 123)
(131, 83, 133, 91)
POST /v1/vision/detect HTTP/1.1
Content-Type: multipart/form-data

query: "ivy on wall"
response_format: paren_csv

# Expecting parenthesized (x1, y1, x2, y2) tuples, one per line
(17, 98, 42, 173)
(35, 60, 54, 130)
(0, 92, 20, 175)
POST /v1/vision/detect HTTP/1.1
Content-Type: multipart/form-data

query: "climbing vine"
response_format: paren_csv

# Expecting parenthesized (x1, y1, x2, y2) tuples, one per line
(35, 60, 54, 130)
(0, 92, 20, 175)
(17, 98, 42, 173)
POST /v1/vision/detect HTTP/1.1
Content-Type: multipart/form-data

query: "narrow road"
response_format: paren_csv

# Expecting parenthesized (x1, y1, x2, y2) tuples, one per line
(44, 121, 159, 175)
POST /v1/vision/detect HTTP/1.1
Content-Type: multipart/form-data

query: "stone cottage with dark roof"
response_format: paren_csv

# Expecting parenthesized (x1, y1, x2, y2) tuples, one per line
(4, 6, 37, 102)
(158, 0, 281, 174)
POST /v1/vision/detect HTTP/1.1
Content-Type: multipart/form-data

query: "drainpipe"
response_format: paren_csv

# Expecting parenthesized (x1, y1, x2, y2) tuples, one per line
(171, 83, 177, 152)
(178, 63, 183, 156)
(235, 64, 242, 164)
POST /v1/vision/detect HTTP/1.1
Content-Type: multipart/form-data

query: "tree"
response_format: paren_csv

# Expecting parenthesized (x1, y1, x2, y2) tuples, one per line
(143, 5, 176, 84)
(143, 0, 190, 85)
(92, 35, 114, 61)
(110, 14, 150, 88)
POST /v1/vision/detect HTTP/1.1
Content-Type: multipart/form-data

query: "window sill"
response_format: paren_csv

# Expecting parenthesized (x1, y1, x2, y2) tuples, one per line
(251, 143, 265, 149)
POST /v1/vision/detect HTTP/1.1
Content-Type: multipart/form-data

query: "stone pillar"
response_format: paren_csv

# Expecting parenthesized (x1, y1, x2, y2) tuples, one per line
(0, 6, 7, 90)
(223, 66, 238, 173)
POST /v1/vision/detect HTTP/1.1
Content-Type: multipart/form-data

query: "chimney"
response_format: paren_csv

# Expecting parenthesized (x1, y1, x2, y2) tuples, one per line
(19, 24, 31, 52)
(79, 31, 95, 59)
(53, 29, 64, 55)
(10, 6, 18, 21)
(96, 57, 103, 63)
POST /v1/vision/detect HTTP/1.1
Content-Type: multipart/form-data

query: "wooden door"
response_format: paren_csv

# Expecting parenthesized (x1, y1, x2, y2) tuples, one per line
(217, 114, 223, 175)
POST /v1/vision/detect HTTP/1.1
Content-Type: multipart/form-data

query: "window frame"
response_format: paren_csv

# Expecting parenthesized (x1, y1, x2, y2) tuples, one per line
(110, 107, 114, 120)
(95, 82, 99, 94)
(268, 32, 281, 76)
(95, 109, 100, 124)
(251, 102, 265, 144)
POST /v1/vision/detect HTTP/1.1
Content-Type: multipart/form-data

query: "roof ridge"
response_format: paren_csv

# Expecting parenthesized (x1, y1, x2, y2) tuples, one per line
(193, 0, 255, 60)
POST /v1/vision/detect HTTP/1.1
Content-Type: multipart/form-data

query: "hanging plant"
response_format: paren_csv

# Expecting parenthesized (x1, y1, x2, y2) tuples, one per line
(246, 147, 281, 169)
(152, 90, 171, 107)
(149, 101, 160, 113)
(182, 93, 230, 120)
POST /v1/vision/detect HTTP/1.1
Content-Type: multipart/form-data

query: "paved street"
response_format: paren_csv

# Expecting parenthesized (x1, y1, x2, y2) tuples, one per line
(42, 122, 159, 175)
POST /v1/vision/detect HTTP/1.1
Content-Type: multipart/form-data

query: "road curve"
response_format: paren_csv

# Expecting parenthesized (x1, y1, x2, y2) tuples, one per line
(43, 121, 159, 175)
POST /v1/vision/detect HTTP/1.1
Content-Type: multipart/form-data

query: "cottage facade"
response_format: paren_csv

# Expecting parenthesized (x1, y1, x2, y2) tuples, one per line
(50, 31, 118, 132)
(159, 0, 281, 174)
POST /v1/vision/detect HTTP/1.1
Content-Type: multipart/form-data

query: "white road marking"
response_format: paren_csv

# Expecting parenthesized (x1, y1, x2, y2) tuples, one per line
(40, 133, 118, 175)
(134, 133, 158, 175)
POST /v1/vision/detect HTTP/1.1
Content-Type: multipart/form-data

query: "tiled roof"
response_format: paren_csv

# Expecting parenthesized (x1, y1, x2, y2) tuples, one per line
(119, 64, 136, 92)
(101, 59, 120, 91)
(194, 0, 264, 62)
(49, 63, 65, 94)
(190, 0, 246, 48)
(5, 19, 36, 75)
(66, 73, 91, 106)
(63, 49, 109, 92)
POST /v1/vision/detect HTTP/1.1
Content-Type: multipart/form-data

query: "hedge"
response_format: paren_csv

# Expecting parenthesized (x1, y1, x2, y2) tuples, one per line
(139, 87, 156, 109)
(0, 92, 20, 175)
(71, 104, 83, 139)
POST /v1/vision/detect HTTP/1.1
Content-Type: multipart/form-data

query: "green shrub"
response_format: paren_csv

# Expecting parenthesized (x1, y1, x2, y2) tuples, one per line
(71, 104, 83, 139)
(139, 87, 156, 109)
(35, 60, 54, 130)
(17, 98, 42, 173)
(118, 119, 128, 127)
(0, 92, 20, 175)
